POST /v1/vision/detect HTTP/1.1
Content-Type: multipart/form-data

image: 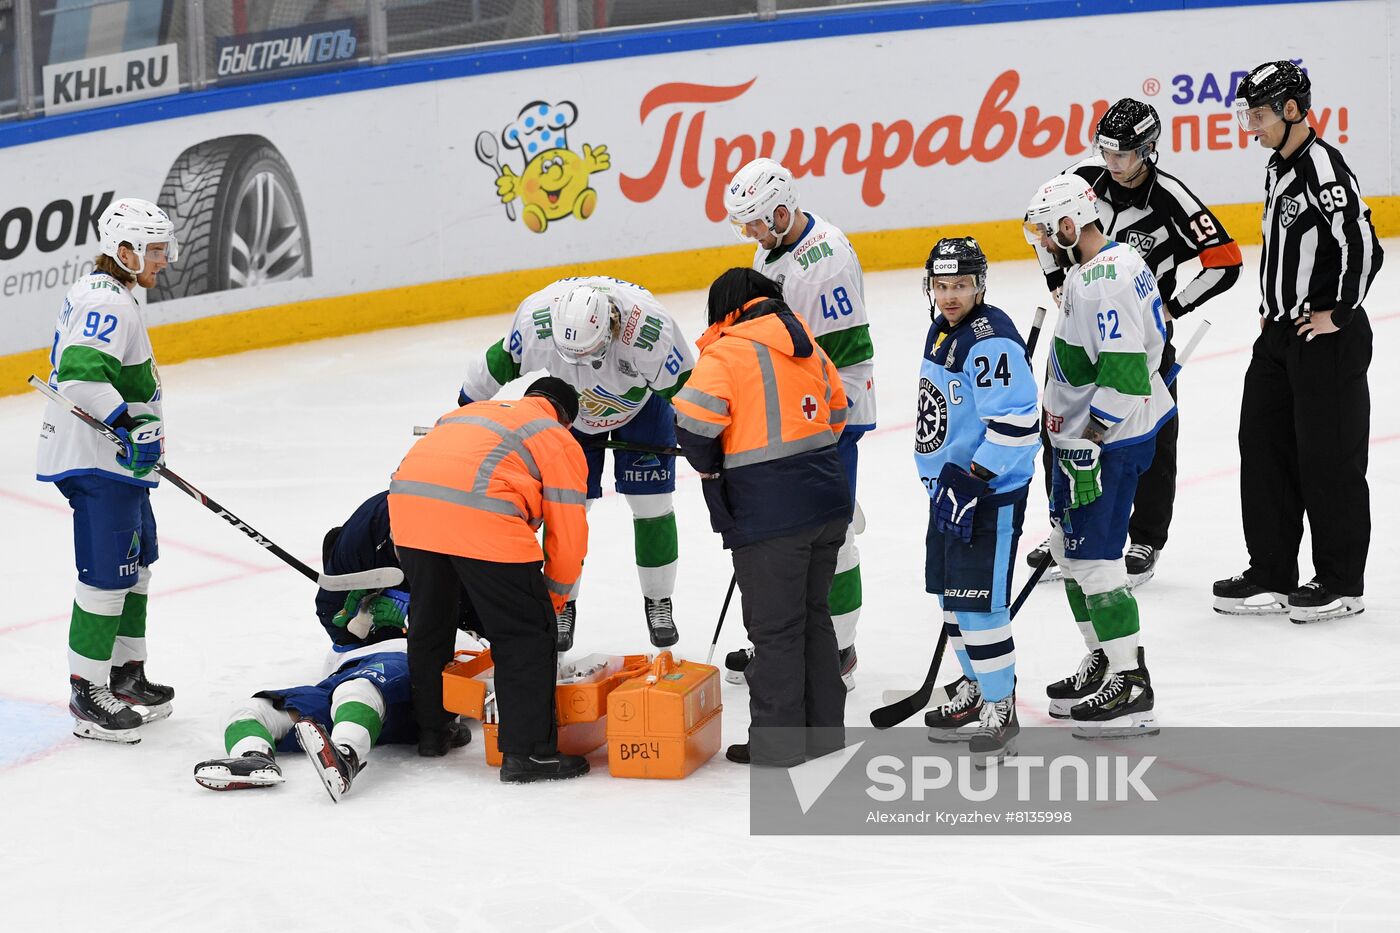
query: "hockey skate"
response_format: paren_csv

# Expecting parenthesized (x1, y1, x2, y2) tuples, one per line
(925, 676, 983, 743)
(724, 646, 753, 685)
(556, 600, 577, 653)
(1070, 648, 1158, 740)
(1125, 543, 1158, 589)
(838, 645, 857, 692)
(294, 720, 363, 803)
(69, 675, 142, 744)
(110, 660, 174, 724)
(969, 693, 1019, 765)
(1212, 574, 1287, 616)
(193, 751, 284, 791)
(1046, 648, 1108, 719)
(644, 597, 678, 648)
(1288, 580, 1364, 624)
(1026, 536, 1062, 583)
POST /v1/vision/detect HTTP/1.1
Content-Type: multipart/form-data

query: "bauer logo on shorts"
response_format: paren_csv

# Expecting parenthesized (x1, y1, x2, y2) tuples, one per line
(916, 378, 948, 454)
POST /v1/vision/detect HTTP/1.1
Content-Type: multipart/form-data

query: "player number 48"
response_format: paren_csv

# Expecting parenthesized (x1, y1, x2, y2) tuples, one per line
(820, 286, 854, 320)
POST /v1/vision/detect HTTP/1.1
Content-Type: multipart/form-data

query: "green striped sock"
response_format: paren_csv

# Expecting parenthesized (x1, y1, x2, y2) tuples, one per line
(68, 601, 120, 662)
(829, 566, 863, 617)
(1086, 587, 1140, 643)
(225, 718, 275, 755)
(1063, 580, 1092, 622)
(117, 591, 147, 638)
(334, 700, 383, 745)
(633, 513, 678, 568)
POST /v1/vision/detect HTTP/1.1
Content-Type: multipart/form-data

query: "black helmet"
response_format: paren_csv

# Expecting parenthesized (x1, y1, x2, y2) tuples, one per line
(1238, 60, 1311, 118)
(1096, 98, 1161, 154)
(924, 237, 987, 314)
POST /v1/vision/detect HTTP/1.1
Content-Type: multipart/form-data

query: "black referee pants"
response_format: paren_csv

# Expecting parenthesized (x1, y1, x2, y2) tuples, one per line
(732, 518, 847, 766)
(1239, 313, 1372, 596)
(399, 547, 559, 756)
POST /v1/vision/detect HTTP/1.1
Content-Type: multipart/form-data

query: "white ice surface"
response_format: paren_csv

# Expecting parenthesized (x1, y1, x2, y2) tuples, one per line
(2, 246, 1397, 932)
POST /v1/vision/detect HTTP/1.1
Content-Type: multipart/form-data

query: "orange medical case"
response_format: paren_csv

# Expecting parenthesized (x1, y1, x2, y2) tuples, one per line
(606, 651, 722, 779)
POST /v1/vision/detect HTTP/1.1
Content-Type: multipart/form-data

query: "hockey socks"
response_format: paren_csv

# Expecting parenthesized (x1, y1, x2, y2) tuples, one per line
(1085, 586, 1141, 672)
(831, 527, 862, 649)
(68, 586, 124, 685)
(1063, 579, 1100, 650)
(632, 510, 678, 597)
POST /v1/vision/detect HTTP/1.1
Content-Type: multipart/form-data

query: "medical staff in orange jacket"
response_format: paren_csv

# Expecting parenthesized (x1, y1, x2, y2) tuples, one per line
(673, 268, 852, 767)
(389, 377, 591, 784)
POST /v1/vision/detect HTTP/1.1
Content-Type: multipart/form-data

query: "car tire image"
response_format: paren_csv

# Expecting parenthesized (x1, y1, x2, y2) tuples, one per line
(150, 134, 312, 301)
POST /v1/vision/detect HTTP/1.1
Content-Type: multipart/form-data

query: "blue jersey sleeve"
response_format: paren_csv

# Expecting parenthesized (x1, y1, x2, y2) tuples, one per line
(966, 336, 1040, 487)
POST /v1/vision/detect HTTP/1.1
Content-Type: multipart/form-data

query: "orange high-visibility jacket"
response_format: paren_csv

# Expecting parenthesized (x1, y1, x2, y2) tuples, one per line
(388, 397, 588, 612)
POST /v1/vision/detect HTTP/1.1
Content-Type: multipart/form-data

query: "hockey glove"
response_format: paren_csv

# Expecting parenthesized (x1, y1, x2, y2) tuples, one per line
(931, 463, 990, 544)
(333, 588, 409, 633)
(112, 413, 163, 478)
(1055, 439, 1103, 509)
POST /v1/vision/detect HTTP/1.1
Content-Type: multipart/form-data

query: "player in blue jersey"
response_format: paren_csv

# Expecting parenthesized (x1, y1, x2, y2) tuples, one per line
(193, 492, 471, 802)
(914, 238, 1040, 761)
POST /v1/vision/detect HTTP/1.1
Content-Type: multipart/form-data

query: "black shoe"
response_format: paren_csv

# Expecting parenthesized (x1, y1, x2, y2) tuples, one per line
(724, 647, 753, 685)
(556, 600, 577, 653)
(1045, 648, 1108, 719)
(418, 718, 471, 757)
(70, 675, 142, 744)
(109, 660, 175, 723)
(294, 720, 363, 802)
(499, 752, 589, 783)
(925, 675, 983, 742)
(727, 742, 803, 767)
(968, 694, 1019, 764)
(838, 645, 857, 692)
(645, 597, 678, 648)
(1070, 647, 1159, 739)
(193, 750, 284, 791)
(1125, 543, 1158, 587)
(726, 743, 750, 764)
(1287, 580, 1364, 624)
(1212, 573, 1288, 616)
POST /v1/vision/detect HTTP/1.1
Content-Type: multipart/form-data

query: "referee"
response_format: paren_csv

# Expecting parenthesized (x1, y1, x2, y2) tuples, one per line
(1214, 61, 1382, 624)
(1029, 98, 1243, 586)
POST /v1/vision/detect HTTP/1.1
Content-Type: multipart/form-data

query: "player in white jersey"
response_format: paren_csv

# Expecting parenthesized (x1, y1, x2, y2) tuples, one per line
(1022, 175, 1175, 738)
(458, 276, 694, 650)
(722, 158, 874, 689)
(36, 198, 178, 744)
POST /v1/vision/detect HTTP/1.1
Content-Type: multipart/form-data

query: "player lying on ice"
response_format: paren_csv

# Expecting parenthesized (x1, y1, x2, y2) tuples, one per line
(193, 491, 471, 802)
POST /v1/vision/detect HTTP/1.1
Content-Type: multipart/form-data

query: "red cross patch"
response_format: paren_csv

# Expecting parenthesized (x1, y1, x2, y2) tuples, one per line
(801, 395, 818, 420)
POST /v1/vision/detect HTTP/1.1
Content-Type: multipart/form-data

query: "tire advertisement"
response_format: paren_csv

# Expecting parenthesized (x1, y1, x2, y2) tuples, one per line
(0, 0, 1393, 356)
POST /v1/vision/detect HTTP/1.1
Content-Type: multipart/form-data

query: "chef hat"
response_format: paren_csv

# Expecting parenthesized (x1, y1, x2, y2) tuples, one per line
(503, 101, 578, 157)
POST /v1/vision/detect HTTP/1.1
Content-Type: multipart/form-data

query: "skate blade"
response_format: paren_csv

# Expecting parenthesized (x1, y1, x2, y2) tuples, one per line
(294, 722, 346, 803)
(1213, 595, 1288, 616)
(1072, 712, 1160, 741)
(194, 766, 284, 791)
(724, 670, 747, 686)
(133, 702, 172, 724)
(1289, 599, 1364, 624)
(72, 719, 141, 744)
(841, 672, 856, 693)
(973, 740, 1017, 769)
(1127, 569, 1155, 590)
(1034, 566, 1064, 584)
(926, 726, 974, 744)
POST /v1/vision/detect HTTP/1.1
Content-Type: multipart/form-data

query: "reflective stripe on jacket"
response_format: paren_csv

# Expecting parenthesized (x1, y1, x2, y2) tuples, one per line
(673, 297, 852, 548)
(388, 397, 588, 610)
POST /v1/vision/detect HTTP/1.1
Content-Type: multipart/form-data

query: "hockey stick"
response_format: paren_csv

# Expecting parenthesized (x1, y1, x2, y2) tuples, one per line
(30, 376, 403, 593)
(412, 424, 681, 458)
(704, 574, 739, 666)
(870, 305, 1048, 729)
(871, 316, 1212, 725)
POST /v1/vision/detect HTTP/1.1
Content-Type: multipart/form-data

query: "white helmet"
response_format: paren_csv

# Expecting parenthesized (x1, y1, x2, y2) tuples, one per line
(724, 158, 798, 242)
(552, 284, 616, 367)
(99, 198, 178, 275)
(1023, 175, 1100, 254)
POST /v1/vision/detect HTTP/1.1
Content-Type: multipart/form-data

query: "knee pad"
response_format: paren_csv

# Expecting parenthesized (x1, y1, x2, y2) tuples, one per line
(624, 493, 674, 520)
(1057, 556, 1128, 597)
(74, 580, 130, 616)
(228, 698, 292, 743)
(331, 676, 387, 720)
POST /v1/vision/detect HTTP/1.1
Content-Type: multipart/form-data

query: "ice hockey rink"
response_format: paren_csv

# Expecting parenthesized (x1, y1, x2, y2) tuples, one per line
(1, 244, 1396, 931)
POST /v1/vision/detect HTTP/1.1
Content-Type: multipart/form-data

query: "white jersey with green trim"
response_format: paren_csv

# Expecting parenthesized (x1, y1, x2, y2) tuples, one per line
(36, 272, 162, 487)
(1043, 241, 1175, 450)
(459, 276, 694, 435)
(753, 212, 876, 428)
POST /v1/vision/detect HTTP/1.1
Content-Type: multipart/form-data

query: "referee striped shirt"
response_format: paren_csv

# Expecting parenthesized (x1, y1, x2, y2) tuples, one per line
(1259, 130, 1382, 324)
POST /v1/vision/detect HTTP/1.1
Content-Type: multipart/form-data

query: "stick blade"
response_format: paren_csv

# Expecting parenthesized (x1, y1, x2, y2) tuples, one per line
(317, 567, 404, 592)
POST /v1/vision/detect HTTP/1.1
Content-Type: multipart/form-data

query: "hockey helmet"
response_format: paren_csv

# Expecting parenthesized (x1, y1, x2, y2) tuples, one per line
(1024, 175, 1101, 251)
(552, 283, 617, 367)
(99, 198, 178, 275)
(1096, 98, 1161, 173)
(1234, 61, 1311, 132)
(924, 236, 988, 300)
(724, 158, 798, 242)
